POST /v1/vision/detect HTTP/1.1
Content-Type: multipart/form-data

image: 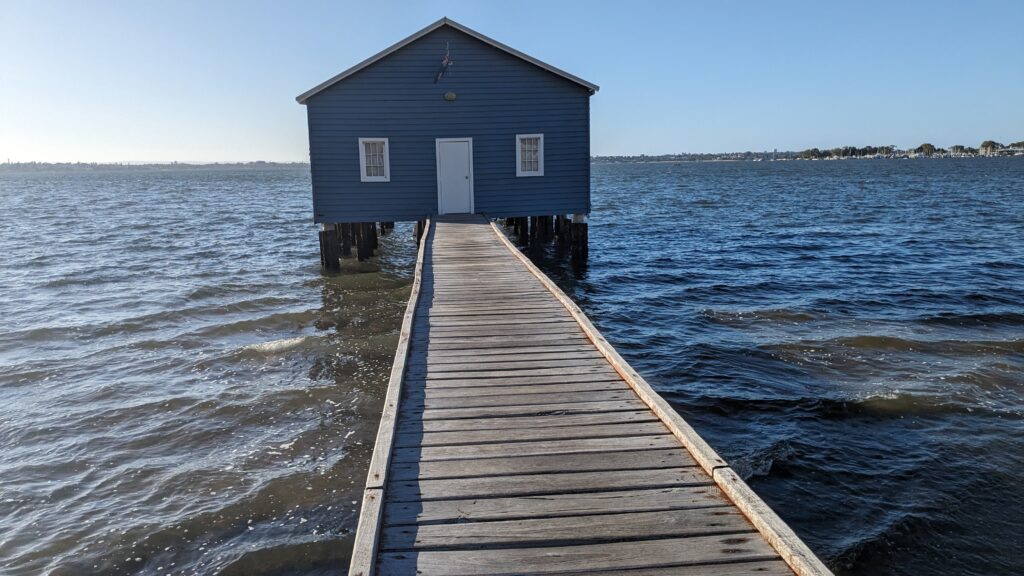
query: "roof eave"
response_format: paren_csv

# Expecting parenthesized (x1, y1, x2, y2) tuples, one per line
(296, 17, 598, 105)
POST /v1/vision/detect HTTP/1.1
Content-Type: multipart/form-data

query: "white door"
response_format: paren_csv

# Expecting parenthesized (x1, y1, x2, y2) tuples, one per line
(436, 138, 473, 214)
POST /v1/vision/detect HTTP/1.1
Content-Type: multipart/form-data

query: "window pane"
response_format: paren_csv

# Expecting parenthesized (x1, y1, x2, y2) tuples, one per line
(364, 141, 386, 177)
(520, 137, 541, 173)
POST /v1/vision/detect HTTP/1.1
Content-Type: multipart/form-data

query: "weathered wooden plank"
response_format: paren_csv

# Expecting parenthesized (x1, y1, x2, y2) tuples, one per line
(390, 435, 682, 464)
(421, 290, 553, 299)
(387, 466, 711, 502)
(556, 561, 794, 576)
(420, 296, 562, 305)
(407, 380, 625, 399)
(414, 336, 592, 350)
(425, 301, 566, 310)
(411, 332, 589, 344)
(407, 365, 617, 381)
(421, 346, 601, 360)
(403, 389, 634, 411)
(383, 485, 727, 525)
(388, 447, 696, 481)
(424, 307, 568, 317)
(424, 316, 573, 327)
(404, 374, 619, 389)
(410, 324, 584, 337)
(348, 488, 383, 576)
(415, 357, 609, 373)
(395, 409, 657, 434)
(381, 507, 750, 551)
(399, 398, 648, 420)
(376, 534, 780, 575)
(394, 420, 669, 447)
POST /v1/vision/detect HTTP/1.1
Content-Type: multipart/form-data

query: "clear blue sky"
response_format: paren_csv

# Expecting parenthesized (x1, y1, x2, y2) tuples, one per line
(2, 0, 1022, 162)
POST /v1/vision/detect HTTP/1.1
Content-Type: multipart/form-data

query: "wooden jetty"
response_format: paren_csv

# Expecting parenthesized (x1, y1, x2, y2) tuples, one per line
(350, 215, 831, 576)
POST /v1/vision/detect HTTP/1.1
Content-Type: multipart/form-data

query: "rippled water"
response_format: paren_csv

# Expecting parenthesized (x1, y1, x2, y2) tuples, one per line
(2, 159, 1022, 575)
(531, 158, 1024, 576)
(0, 167, 418, 574)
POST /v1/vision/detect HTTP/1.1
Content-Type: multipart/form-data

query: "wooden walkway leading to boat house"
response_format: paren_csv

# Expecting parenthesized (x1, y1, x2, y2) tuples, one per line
(350, 215, 831, 576)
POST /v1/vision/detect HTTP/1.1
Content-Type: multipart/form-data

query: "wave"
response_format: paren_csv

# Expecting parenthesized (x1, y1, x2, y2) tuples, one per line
(702, 308, 821, 324)
(919, 311, 1024, 327)
(685, 391, 1020, 420)
(772, 335, 1024, 355)
(731, 439, 797, 480)
(235, 336, 318, 359)
(188, 310, 319, 339)
(5, 299, 310, 344)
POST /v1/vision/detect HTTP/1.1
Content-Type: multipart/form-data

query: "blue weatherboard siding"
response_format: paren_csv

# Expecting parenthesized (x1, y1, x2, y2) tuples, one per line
(304, 25, 592, 223)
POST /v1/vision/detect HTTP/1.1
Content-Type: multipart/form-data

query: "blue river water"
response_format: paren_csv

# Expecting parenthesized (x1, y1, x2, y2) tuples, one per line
(0, 158, 1021, 575)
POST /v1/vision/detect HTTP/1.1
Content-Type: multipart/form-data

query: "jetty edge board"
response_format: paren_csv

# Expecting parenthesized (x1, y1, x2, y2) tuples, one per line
(348, 215, 832, 575)
(349, 219, 433, 575)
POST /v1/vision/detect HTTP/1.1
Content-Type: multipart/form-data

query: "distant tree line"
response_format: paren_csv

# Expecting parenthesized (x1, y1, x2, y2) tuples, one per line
(797, 140, 1023, 159)
(593, 140, 1023, 163)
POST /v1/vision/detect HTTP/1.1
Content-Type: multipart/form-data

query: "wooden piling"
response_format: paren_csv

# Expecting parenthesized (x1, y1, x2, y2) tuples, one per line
(513, 217, 526, 244)
(352, 222, 366, 261)
(318, 227, 326, 268)
(341, 223, 353, 257)
(556, 214, 572, 245)
(571, 213, 588, 262)
(318, 224, 341, 271)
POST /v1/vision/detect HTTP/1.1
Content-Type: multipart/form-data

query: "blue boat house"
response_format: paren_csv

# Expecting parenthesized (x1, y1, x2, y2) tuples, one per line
(297, 17, 598, 268)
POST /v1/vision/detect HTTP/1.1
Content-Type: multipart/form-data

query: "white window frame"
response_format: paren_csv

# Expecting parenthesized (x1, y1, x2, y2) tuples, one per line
(358, 137, 390, 182)
(515, 133, 544, 177)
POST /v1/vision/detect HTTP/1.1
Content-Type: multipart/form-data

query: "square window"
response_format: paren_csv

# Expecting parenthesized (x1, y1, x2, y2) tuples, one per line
(358, 138, 390, 182)
(516, 134, 544, 177)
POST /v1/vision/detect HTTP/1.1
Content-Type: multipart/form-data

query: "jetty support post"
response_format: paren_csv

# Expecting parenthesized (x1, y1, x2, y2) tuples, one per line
(318, 223, 341, 271)
(353, 223, 368, 262)
(528, 216, 542, 250)
(415, 219, 426, 243)
(513, 217, 527, 245)
(571, 213, 588, 262)
(557, 214, 572, 244)
(553, 214, 570, 255)
(341, 223, 352, 257)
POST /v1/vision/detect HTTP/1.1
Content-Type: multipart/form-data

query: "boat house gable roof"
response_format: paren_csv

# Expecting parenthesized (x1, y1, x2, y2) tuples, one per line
(296, 17, 599, 104)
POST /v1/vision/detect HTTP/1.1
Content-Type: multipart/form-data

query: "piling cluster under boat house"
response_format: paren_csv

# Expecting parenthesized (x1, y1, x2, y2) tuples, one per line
(297, 17, 597, 267)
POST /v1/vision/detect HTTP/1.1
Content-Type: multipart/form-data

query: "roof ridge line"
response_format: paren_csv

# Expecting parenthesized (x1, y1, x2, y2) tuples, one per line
(295, 17, 598, 104)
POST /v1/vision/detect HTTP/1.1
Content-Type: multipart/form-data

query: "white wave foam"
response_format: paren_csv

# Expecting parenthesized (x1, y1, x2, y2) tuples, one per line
(241, 336, 311, 355)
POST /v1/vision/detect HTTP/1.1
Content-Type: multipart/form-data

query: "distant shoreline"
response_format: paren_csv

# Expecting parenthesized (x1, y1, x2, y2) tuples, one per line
(591, 154, 1023, 164)
(2, 154, 1021, 172)
(0, 161, 310, 172)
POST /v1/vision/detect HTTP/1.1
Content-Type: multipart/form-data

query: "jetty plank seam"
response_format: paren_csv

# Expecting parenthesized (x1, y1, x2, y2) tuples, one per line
(349, 215, 830, 576)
